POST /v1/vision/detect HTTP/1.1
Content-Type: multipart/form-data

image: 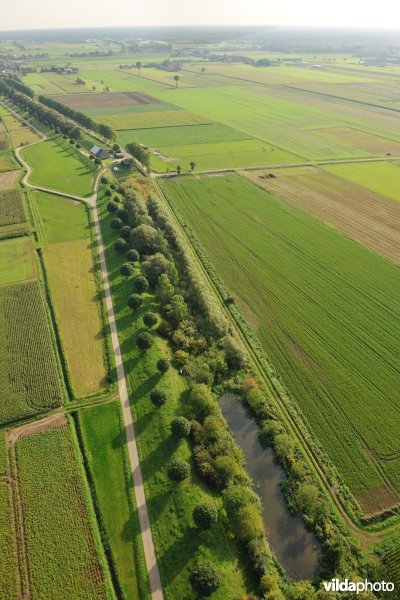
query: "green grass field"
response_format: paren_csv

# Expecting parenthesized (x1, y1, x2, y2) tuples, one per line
(98, 187, 249, 599)
(323, 162, 400, 203)
(104, 109, 212, 131)
(0, 280, 64, 425)
(161, 174, 400, 514)
(78, 402, 148, 600)
(0, 237, 37, 285)
(14, 424, 114, 599)
(120, 123, 251, 147)
(34, 191, 107, 397)
(21, 137, 96, 197)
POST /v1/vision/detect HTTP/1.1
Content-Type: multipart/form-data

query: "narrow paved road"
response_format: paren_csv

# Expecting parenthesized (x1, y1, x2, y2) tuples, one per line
(16, 136, 164, 599)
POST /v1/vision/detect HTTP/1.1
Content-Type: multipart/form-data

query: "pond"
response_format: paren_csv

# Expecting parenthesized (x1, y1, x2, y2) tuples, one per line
(220, 393, 320, 580)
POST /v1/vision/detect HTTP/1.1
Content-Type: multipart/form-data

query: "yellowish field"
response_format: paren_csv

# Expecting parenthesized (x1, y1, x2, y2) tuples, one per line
(0, 170, 21, 190)
(2, 115, 40, 147)
(44, 238, 106, 397)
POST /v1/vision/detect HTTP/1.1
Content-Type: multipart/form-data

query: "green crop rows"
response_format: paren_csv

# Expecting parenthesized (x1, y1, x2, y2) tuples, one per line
(15, 425, 113, 599)
(0, 189, 25, 227)
(162, 174, 400, 513)
(0, 280, 63, 424)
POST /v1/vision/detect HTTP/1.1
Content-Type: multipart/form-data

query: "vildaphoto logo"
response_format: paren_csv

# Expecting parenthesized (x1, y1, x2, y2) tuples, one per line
(323, 579, 395, 594)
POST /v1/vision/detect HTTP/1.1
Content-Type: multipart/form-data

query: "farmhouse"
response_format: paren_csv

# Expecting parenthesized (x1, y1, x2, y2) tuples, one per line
(90, 146, 110, 160)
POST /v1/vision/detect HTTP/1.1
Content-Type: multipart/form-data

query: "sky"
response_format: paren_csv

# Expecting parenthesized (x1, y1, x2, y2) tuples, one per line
(1, 0, 400, 31)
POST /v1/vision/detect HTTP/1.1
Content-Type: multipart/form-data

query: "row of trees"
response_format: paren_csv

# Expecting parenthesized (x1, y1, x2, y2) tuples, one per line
(0, 79, 81, 139)
(39, 95, 114, 140)
(2, 76, 34, 98)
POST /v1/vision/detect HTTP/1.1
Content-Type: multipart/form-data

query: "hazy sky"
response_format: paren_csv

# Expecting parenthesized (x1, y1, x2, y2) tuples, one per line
(1, 0, 400, 31)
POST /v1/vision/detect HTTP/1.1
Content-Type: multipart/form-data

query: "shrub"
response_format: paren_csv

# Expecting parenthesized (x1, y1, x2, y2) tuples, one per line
(120, 225, 132, 240)
(105, 189, 112, 197)
(76, 143, 81, 148)
(141, 253, 178, 287)
(95, 158, 101, 165)
(100, 176, 108, 184)
(110, 183, 116, 190)
(136, 332, 153, 351)
(114, 238, 128, 252)
(174, 349, 189, 366)
(107, 200, 118, 212)
(187, 384, 218, 423)
(120, 263, 134, 276)
(128, 294, 143, 310)
(157, 358, 170, 374)
(224, 336, 247, 371)
(143, 312, 158, 328)
(134, 276, 149, 293)
(116, 208, 128, 222)
(192, 503, 218, 530)
(110, 218, 123, 230)
(69, 139, 74, 144)
(170, 416, 191, 439)
(113, 195, 120, 203)
(258, 420, 282, 447)
(150, 388, 167, 407)
(127, 248, 139, 263)
(190, 561, 220, 597)
(167, 459, 190, 482)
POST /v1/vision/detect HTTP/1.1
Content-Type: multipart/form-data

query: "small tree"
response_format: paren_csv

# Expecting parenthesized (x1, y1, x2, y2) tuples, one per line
(110, 218, 123, 230)
(107, 200, 118, 212)
(137, 332, 153, 351)
(128, 294, 143, 310)
(170, 416, 191, 439)
(167, 458, 190, 482)
(174, 74, 180, 87)
(190, 161, 196, 172)
(156, 273, 174, 304)
(134, 276, 149, 293)
(150, 388, 167, 407)
(120, 225, 132, 240)
(105, 189, 112, 197)
(120, 263, 134, 276)
(143, 312, 158, 328)
(176, 165, 182, 175)
(201, 67, 206, 74)
(190, 561, 220, 597)
(115, 238, 128, 252)
(157, 358, 170, 374)
(193, 503, 218, 530)
(126, 248, 139, 263)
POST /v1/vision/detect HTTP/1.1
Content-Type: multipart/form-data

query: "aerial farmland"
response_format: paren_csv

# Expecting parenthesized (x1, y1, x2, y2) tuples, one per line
(0, 23, 399, 600)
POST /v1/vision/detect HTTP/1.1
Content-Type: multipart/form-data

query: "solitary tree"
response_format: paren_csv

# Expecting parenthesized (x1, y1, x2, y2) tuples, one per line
(126, 248, 139, 263)
(120, 263, 134, 276)
(201, 67, 206, 74)
(176, 165, 182, 175)
(128, 294, 143, 310)
(167, 458, 190, 482)
(192, 503, 218, 530)
(170, 416, 191, 439)
(136, 61, 142, 76)
(143, 312, 158, 328)
(189, 561, 221, 597)
(134, 275, 149, 293)
(174, 75, 180, 87)
(114, 238, 128, 252)
(190, 161, 196, 172)
(150, 388, 167, 407)
(110, 218, 123, 230)
(157, 358, 170, 375)
(136, 332, 153, 351)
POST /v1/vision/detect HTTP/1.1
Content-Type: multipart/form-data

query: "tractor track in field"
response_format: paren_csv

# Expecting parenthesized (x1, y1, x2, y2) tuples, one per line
(154, 177, 400, 547)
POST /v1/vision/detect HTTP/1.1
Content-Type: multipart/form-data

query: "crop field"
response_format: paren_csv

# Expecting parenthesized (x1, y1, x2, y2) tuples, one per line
(53, 90, 160, 110)
(0, 483, 18, 598)
(0, 121, 9, 151)
(98, 188, 248, 599)
(243, 167, 400, 264)
(105, 109, 212, 131)
(23, 72, 73, 95)
(1, 114, 41, 147)
(77, 69, 169, 93)
(125, 123, 251, 147)
(13, 422, 113, 599)
(313, 126, 400, 154)
(21, 137, 96, 197)
(78, 402, 145, 600)
(35, 191, 107, 397)
(161, 174, 400, 514)
(0, 237, 37, 285)
(0, 189, 26, 227)
(0, 280, 63, 425)
(0, 169, 21, 190)
(323, 162, 400, 203)
(84, 101, 179, 117)
(0, 154, 18, 172)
